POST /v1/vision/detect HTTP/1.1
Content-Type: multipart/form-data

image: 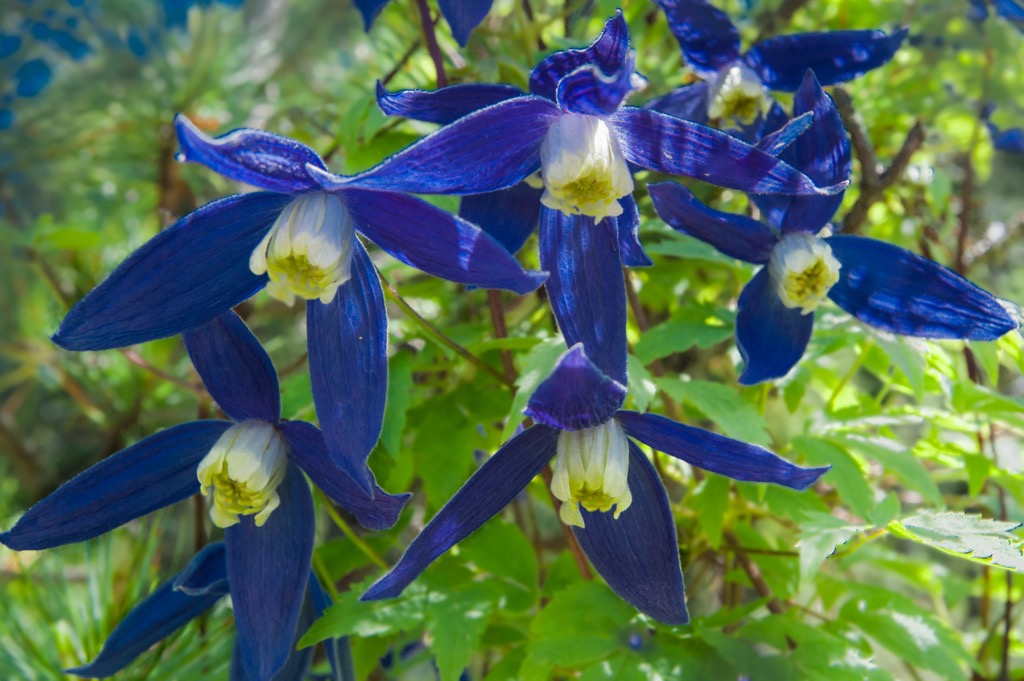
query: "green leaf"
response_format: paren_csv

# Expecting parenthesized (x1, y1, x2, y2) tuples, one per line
(888, 511, 1024, 572)
(656, 378, 770, 446)
(794, 437, 874, 519)
(503, 338, 566, 439)
(962, 453, 992, 498)
(841, 436, 943, 506)
(796, 512, 865, 583)
(642, 232, 733, 263)
(426, 584, 494, 681)
(626, 355, 657, 413)
(690, 474, 730, 547)
(458, 519, 539, 611)
(299, 579, 427, 647)
(380, 350, 414, 459)
(632, 318, 732, 365)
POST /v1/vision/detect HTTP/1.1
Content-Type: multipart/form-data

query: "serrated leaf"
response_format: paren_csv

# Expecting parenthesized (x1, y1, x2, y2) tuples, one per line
(656, 378, 770, 446)
(459, 519, 539, 611)
(888, 511, 1024, 572)
(299, 580, 427, 647)
(841, 436, 943, 506)
(426, 585, 494, 681)
(632, 319, 732, 365)
(503, 338, 567, 439)
(796, 512, 865, 583)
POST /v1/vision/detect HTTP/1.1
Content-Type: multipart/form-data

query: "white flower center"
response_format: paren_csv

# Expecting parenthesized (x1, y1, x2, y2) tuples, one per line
(539, 113, 634, 222)
(708, 63, 769, 125)
(249, 192, 355, 305)
(550, 420, 632, 528)
(768, 232, 842, 314)
(197, 420, 289, 528)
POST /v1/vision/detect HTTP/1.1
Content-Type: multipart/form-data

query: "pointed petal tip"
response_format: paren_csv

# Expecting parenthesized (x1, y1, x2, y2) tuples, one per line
(791, 464, 831, 490)
(306, 163, 347, 190)
(821, 179, 850, 195)
(359, 576, 399, 602)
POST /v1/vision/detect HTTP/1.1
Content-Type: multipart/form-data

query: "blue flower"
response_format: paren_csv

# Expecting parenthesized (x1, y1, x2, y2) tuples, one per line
(355, 0, 493, 47)
(51, 116, 544, 490)
(2, 311, 407, 681)
(360, 343, 827, 624)
(984, 105, 1024, 154)
(969, 0, 1024, 28)
(315, 12, 842, 385)
(66, 543, 351, 680)
(647, 0, 906, 133)
(650, 72, 1020, 385)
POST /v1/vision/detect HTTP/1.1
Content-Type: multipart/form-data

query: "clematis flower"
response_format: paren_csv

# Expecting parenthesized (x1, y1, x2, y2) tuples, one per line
(647, 0, 906, 133)
(51, 116, 544, 491)
(650, 72, 1019, 385)
(355, 0, 493, 47)
(969, 0, 1024, 29)
(983, 105, 1024, 153)
(315, 12, 842, 355)
(66, 543, 350, 681)
(2, 311, 408, 681)
(361, 342, 828, 624)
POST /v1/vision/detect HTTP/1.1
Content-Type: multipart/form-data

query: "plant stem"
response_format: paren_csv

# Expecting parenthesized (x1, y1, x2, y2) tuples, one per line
(317, 489, 390, 571)
(415, 0, 448, 87)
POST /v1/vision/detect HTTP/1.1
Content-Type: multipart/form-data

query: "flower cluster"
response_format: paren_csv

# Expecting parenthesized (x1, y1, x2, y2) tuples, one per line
(3, 5, 1019, 680)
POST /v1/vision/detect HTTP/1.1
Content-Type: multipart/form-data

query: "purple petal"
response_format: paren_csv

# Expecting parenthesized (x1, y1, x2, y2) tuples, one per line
(539, 209, 628, 385)
(67, 544, 228, 678)
(175, 115, 324, 194)
(618, 411, 828, 488)
(322, 97, 559, 194)
(556, 51, 643, 116)
(574, 440, 688, 625)
(611, 107, 841, 196)
(226, 464, 314, 681)
(777, 72, 851, 235)
(754, 109, 813, 157)
(649, 182, 777, 264)
(0, 421, 231, 550)
(307, 240, 386, 496)
(361, 425, 559, 601)
(525, 344, 627, 430)
(376, 81, 524, 125)
(438, 0, 494, 46)
(643, 81, 711, 124)
(616, 195, 652, 267)
(353, 0, 390, 29)
(736, 268, 814, 384)
(173, 542, 229, 596)
(343, 189, 546, 294)
(654, 0, 741, 78)
(744, 28, 908, 92)
(183, 311, 280, 424)
(827, 235, 1018, 340)
(458, 184, 542, 255)
(53, 193, 288, 351)
(280, 420, 409, 531)
(530, 11, 631, 101)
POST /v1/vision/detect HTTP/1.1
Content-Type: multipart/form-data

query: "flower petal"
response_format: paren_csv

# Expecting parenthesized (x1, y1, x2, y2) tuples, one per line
(616, 194, 652, 267)
(183, 311, 280, 424)
(827, 235, 1019, 340)
(777, 71, 851, 235)
(458, 184, 542, 255)
(643, 81, 711, 125)
(53, 192, 288, 351)
(376, 81, 524, 125)
(173, 542, 229, 596)
(344, 189, 546, 294)
(319, 97, 559, 194)
(573, 440, 688, 625)
(525, 344, 627, 430)
(353, 0, 389, 29)
(556, 52, 645, 116)
(280, 420, 409, 531)
(307, 240, 386, 496)
(361, 425, 559, 601)
(754, 109, 813, 157)
(743, 28, 908, 92)
(530, 11, 631, 101)
(649, 182, 777, 264)
(226, 464, 315, 681)
(654, 0, 741, 78)
(67, 544, 228, 678)
(175, 115, 325, 193)
(539, 208, 628, 385)
(735, 268, 814, 384)
(438, 0, 493, 46)
(0, 421, 230, 550)
(611, 107, 841, 196)
(618, 411, 828, 489)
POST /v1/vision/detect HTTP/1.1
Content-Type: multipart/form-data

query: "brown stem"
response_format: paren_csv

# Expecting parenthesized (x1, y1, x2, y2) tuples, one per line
(381, 38, 422, 86)
(723, 529, 787, 616)
(487, 290, 518, 384)
(415, 0, 448, 87)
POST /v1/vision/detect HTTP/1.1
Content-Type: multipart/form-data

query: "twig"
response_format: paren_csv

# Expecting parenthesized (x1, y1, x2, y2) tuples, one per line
(487, 290, 518, 384)
(381, 38, 422, 86)
(317, 488, 390, 570)
(833, 87, 925, 234)
(723, 529, 787, 616)
(415, 0, 448, 87)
